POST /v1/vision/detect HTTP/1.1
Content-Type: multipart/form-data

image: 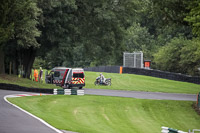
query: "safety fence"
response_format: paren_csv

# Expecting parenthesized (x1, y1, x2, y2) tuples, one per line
(53, 89, 84, 95)
(161, 126, 187, 133)
(84, 66, 200, 84)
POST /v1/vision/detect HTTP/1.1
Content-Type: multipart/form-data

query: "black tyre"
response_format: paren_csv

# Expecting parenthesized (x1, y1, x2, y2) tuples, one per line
(79, 87, 83, 89)
(94, 81, 97, 85)
(66, 84, 70, 89)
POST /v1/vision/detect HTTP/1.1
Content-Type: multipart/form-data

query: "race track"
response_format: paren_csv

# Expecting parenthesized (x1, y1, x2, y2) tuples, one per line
(0, 88, 197, 133)
(85, 88, 197, 101)
(0, 90, 60, 133)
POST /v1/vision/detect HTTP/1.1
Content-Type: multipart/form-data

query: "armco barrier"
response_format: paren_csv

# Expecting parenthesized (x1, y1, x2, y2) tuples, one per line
(122, 67, 200, 84)
(0, 83, 53, 94)
(198, 92, 200, 109)
(0, 83, 85, 95)
(161, 126, 187, 133)
(84, 66, 200, 84)
(53, 89, 84, 95)
(189, 129, 200, 133)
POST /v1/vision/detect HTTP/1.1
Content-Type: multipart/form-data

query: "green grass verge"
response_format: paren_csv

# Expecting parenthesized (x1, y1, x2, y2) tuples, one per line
(1, 70, 199, 93)
(85, 72, 200, 94)
(0, 74, 60, 89)
(8, 95, 200, 133)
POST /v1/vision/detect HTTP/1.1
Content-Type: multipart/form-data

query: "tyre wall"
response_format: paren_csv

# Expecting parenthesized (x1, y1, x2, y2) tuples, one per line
(0, 83, 54, 94)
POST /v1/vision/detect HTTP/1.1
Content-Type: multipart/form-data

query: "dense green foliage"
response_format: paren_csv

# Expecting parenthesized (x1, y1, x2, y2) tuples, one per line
(0, 0, 41, 76)
(185, 0, 200, 36)
(37, 0, 141, 68)
(1, 0, 200, 76)
(8, 95, 200, 133)
(154, 38, 200, 76)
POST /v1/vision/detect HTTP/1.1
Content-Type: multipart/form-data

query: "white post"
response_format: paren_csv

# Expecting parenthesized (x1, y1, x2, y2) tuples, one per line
(140, 51, 143, 68)
(123, 52, 125, 67)
(134, 52, 136, 68)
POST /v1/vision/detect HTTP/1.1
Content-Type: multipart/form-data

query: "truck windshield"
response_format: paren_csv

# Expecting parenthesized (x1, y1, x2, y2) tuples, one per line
(54, 71, 60, 77)
(73, 73, 84, 78)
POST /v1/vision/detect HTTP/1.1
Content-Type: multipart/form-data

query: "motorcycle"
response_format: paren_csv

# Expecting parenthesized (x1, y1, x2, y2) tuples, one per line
(94, 77, 111, 86)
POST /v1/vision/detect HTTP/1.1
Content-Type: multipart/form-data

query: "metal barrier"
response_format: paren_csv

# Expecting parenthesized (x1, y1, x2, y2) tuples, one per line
(189, 129, 200, 133)
(161, 127, 187, 133)
(162, 127, 200, 133)
(53, 89, 84, 95)
(0, 83, 53, 94)
(84, 66, 200, 84)
(197, 92, 200, 109)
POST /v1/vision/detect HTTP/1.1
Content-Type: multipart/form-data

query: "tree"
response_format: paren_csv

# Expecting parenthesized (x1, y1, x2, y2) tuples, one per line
(0, 0, 41, 77)
(0, 0, 16, 74)
(154, 37, 184, 73)
(124, 22, 155, 59)
(180, 39, 200, 75)
(140, 0, 192, 45)
(154, 37, 200, 75)
(37, 0, 141, 68)
(184, 0, 200, 37)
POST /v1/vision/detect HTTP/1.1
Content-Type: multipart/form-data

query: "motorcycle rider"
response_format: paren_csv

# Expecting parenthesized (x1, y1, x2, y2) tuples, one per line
(96, 73, 106, 84)
(100, 73, 106, 84)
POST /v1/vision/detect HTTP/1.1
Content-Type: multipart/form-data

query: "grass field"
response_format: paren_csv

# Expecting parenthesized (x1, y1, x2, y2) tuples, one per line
(85, 72, 200, 94)
(1, 71, 199, 93)
(8, 95, 200, 133)
(0, 74, 60, 89)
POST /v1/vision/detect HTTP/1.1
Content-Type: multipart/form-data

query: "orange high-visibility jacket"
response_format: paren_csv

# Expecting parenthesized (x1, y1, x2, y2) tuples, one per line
(34, 69, 38, 78)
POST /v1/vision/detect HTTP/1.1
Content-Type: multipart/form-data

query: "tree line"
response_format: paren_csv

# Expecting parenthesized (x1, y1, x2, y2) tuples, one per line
(0, 0, 200, 78)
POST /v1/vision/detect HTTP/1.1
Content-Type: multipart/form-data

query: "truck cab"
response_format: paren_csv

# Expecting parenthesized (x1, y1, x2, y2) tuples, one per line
(64, 68, 85, 89)
(45, 67, 85, 89)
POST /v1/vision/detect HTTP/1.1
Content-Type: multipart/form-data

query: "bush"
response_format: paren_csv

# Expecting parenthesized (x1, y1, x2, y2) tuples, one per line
(154, 37, 200, 76)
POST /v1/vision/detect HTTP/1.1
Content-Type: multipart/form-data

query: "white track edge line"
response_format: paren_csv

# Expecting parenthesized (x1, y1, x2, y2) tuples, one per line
(4, 95, 63, 133)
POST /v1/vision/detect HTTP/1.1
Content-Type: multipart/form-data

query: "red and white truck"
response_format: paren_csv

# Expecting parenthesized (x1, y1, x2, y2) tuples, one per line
(45, 67, 85, 89)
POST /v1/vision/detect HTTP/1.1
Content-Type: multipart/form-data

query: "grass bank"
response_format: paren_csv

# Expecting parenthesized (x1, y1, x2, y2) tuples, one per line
(8, 95, 200, 133)
(0, 74, 60, 89)
(1, 71, 199, 93)
(85, 72, 200, 94)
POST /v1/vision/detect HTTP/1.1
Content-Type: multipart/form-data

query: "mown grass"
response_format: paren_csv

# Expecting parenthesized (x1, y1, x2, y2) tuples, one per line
(0, 74, 60, 89)
(8, 95, 200, 133)
(85, 72, 200, 94)
(1, 70, 199, 93)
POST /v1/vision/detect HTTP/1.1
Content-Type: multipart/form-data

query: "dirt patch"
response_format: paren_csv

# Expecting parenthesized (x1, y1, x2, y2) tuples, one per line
(73, 108, 78, 115)
(192, 102, 200, 115)
(101, 107, 110, 121)
(0, 74, 19, 82)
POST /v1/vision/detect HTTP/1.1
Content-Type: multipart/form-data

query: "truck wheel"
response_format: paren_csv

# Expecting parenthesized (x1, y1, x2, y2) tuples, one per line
(66, 84, 70, 89)
(79, 87, 83, 89)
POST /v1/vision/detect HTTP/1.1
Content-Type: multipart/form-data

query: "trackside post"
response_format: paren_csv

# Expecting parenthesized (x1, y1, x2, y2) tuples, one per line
(197, 92, 200, 109)
(119, 66, 123, 74)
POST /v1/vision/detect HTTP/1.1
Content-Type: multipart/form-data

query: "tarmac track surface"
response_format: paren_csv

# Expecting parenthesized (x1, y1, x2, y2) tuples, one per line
(0, 90, 61, 133)
(0, 89, 197, 133)
(84, 88, 197, 101)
